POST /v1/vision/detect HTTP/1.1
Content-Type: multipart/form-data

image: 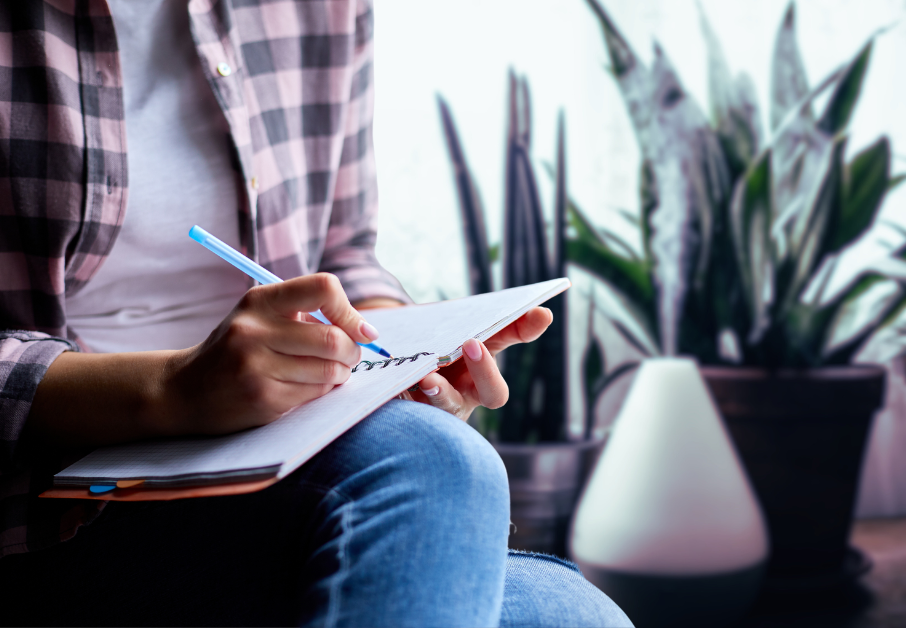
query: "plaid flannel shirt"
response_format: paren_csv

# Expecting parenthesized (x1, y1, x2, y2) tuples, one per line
(0, 0, 409, 559)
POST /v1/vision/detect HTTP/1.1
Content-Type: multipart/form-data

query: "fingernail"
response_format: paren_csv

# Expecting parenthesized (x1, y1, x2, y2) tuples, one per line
(423, 386, 440, 397)
(463, 338, 482, 361)
(360, 320, 380, 341)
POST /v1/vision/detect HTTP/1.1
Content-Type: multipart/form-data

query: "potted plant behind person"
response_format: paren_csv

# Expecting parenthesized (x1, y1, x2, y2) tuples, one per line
(437, 74, 607, 557)
(569, 0, 906, 588)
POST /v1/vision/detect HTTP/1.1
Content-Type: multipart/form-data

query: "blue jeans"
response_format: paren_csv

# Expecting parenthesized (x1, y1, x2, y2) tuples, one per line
(1, 400, 631, 627)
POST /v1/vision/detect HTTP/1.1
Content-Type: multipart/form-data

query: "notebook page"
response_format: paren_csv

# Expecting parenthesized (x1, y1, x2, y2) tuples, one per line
(56, 278, 569, 486)
(56, 355, 435, 485)
(360, 278, 570, 361)
(277, 278, 571, 477)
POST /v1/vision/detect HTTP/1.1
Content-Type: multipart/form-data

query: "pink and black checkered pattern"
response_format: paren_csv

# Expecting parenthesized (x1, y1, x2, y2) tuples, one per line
(0, 0, 409, 559)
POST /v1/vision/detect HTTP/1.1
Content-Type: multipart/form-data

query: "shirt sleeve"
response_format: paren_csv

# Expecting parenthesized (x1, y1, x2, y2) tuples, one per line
(317, 0, 412, 306)
(0, 331, 77, 475)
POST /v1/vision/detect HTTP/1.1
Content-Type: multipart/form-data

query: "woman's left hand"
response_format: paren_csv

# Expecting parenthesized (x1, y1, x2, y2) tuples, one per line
(402, 306, 553, 420)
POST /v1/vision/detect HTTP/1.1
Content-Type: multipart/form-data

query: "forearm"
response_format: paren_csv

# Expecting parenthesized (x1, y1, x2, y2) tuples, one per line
(26, 350, 181, 449)
(26, 279, 388, 451)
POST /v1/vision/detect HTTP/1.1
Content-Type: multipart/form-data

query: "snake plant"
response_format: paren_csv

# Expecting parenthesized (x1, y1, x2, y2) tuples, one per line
(439, 73, 570, 442)
(571, 0, 906, 368)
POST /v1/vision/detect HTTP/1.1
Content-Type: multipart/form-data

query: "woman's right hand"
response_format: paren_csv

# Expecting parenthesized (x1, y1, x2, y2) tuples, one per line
(28, 273, 378, 448)
(160, 273, 377, 436)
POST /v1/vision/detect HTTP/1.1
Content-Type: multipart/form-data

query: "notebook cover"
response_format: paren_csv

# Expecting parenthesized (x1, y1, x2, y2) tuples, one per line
(39, 476, 280, 501)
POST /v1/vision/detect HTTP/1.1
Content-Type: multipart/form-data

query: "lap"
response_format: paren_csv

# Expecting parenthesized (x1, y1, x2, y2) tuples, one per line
(0, 402, 631, 627)
(502, 551, 634, 628)
(0, 400, 511, 627)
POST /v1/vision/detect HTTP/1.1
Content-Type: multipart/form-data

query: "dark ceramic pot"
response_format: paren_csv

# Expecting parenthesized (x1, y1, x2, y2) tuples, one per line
(701, 365, 885, 584)
(494, 438, 606, 558)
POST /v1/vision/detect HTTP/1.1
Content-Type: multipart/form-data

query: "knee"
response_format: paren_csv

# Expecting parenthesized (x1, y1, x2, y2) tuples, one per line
(502, 551, 634, 627)
(363, 400, 509, 514)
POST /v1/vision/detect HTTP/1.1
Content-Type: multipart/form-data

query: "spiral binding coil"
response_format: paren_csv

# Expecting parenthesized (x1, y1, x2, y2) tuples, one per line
(352, 352, 434, 373)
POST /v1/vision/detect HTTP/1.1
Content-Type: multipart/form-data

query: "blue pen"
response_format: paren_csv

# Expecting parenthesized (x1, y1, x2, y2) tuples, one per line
(189, 225, 392, 358)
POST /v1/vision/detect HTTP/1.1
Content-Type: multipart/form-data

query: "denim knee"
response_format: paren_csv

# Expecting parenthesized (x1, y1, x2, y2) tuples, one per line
(352, 400, 510, 521)
(501, 550, 634, 627)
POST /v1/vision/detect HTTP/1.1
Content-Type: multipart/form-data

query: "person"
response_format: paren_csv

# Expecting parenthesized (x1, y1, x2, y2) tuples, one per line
(0, 1, 633, 626)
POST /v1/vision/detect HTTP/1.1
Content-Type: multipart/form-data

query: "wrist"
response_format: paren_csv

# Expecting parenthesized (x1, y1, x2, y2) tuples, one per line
(143, 348, 192, 438)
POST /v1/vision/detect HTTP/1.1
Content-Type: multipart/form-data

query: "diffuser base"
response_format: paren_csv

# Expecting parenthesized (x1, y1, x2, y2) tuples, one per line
(577, 561, 765, 628)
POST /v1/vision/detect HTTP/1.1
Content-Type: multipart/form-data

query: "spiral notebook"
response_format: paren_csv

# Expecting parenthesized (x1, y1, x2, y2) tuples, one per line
(43, 278, 570, 501)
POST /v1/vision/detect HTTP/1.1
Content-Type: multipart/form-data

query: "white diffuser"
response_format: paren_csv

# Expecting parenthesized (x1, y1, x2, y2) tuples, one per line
(570, 358, 768, 628)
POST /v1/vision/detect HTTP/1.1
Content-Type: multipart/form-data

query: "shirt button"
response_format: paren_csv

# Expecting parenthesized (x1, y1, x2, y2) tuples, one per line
(251, 176, 259, 190)
(216, 62, 232, 77)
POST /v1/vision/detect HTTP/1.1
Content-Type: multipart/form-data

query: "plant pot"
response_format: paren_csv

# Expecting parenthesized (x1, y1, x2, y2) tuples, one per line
(494, 438, 606, 557)
(701, 365, 885, 584)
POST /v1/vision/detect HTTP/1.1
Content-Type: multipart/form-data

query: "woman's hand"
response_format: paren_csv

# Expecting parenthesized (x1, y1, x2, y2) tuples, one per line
(29, 273, 380, 448)
(162, 273, 378, 436)
(403, 307, 553, 420)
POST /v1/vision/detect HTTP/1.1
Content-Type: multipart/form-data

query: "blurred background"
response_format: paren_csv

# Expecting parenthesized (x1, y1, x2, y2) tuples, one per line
(372, 0, 906, 512)
(368, 0, 906, 625)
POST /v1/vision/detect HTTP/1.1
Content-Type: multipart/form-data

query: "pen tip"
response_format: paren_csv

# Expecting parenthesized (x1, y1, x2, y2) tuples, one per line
(378, 349, 393, 358)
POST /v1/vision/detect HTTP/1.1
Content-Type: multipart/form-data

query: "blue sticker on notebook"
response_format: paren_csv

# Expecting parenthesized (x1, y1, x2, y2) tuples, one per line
(89, 485, 117, 494)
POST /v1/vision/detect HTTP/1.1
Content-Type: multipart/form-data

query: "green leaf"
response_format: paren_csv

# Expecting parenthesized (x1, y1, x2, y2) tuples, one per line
(611, 318, 657, 357)
(639, 160, 656, 262)
(889, 173, 906, 192)
(769, 48, 856, 265)
(585, 0, 637, 78)
(770, 3, 812, 131)
(567, 238, 659, 356)
(566, 237, 653, 307)
(542, 161, 641, 262)
(826, 137, 890, 254)
(700, 6, 762, 169)
(821, 262, 906, 365)
(554, 111, 568, 278)
(780, 137, 846, 314)
(581, 308, 606, 439)
(567, 198, 638, 261)
(617, 208, 641, 228)
(729, 149, 775, 343)
(438, 95, 493, 295)
(568, 197, 607, 248)
(587, 0, 733, 357)
(566, 201, 659, 355)
(503, 72, 551, 288)
(789, 252, 906, 365)
(817, 41, 872, 136)
(488, 243, 500, 263)
(822, 274, 895, 359)
(599, 230, 639, 262)
(567, 202, 653, 302)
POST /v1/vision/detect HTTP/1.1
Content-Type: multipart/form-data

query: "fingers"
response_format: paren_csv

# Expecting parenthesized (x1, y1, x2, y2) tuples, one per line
(412, 339, 508, 421)
(267, 353, 353, 387)
(414, 372, 467, 419)
(484, 307, 553, 355)
(461, 339, 508, 409)
(255, 273, 380, 346)
(265, 316, 362, 368)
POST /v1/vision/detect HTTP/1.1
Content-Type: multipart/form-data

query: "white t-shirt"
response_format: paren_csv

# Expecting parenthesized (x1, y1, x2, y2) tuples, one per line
(66, 0, 250, 353)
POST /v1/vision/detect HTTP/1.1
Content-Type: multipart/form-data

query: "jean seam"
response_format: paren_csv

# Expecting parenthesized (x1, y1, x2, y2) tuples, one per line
(295, 478, 359, 506)
(325, 493, 354, 628)
(507, 548, 582, 573)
